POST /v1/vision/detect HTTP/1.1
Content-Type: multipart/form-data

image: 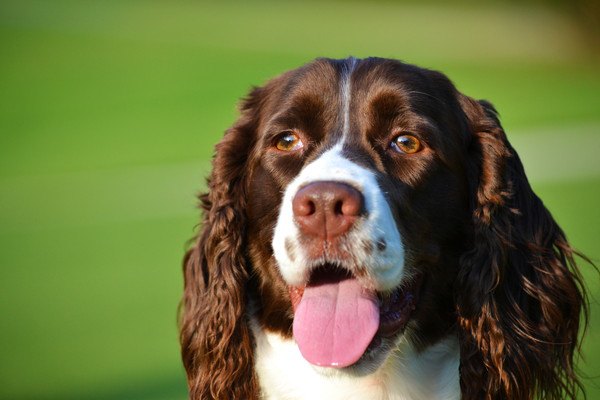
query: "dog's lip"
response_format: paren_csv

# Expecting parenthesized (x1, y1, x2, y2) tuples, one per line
(376, 273, 423, 337)
(289, 285, 305, 312)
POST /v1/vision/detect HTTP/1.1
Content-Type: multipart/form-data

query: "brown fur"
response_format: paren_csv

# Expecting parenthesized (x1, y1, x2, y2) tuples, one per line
(456, 96, 588, 400)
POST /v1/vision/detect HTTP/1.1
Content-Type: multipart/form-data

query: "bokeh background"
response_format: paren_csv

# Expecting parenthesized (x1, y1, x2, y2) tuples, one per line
(1, 1, 599, 399)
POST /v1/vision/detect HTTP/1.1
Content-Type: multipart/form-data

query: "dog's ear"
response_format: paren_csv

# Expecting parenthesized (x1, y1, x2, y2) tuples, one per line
(179, 87, 265, 399)
(456, 95, 587, 400)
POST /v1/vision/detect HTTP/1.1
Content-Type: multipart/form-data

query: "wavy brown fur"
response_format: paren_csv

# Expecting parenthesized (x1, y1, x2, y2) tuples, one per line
(456, 96, 587, 400)
(179, 89, 263, 399)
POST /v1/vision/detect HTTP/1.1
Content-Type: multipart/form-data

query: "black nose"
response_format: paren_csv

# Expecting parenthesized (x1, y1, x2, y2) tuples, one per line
(292, 181, 364, 240)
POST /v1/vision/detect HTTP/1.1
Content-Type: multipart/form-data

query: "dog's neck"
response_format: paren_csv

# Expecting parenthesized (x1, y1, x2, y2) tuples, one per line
(251, 322, 460, 400)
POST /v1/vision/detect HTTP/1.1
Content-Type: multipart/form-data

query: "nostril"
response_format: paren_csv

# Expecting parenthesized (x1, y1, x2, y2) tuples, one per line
(297, 199, 316, 217)
(334, 200, 344, 216)
(293, 189, 317, 218)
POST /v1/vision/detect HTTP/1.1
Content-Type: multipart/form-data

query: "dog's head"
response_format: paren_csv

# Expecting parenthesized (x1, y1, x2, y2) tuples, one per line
(180, 57, 586, 400)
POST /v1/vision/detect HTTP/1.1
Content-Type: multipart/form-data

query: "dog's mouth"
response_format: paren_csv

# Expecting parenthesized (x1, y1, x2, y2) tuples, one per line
(289, 263, 422, 369)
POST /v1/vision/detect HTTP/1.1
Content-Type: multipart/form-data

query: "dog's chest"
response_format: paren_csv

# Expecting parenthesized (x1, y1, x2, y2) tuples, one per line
(252, 328, 461, 400)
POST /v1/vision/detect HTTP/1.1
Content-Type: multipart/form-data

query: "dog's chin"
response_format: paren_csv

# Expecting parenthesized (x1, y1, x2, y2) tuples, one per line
(289, 264, 423, 377)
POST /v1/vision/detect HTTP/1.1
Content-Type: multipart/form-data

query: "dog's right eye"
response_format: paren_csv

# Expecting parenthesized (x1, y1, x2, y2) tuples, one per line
(274, 131, 304, 152)
(390, 134, 422, 154)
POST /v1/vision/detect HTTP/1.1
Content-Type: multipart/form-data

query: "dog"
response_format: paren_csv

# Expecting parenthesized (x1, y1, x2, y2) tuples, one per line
(180, 57, 586, 399)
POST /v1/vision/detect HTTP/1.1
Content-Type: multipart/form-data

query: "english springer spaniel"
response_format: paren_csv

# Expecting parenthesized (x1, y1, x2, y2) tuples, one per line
(180, 57, 586, 400)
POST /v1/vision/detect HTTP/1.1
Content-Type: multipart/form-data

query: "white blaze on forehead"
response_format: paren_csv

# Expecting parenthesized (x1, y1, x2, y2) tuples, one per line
(272, 145, 405, 291)
(340, 57, 358, 144)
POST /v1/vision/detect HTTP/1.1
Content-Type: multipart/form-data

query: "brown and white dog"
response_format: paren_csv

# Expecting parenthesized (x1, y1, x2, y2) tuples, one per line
(180, 57, 586, 400)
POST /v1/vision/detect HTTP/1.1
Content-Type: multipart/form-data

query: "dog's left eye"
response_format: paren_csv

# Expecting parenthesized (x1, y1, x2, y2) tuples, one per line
(274, 131, 304, 152)
(390, 134, 422, 154)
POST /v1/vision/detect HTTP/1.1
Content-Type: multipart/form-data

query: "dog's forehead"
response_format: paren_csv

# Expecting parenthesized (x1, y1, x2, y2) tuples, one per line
(292, 57, 433, 91)
(270, 58, 444, 131)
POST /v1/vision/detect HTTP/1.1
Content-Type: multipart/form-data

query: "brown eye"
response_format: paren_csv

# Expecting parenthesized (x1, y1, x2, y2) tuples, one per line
(275, 131, 304, 152)
(391, 134, 421, 154)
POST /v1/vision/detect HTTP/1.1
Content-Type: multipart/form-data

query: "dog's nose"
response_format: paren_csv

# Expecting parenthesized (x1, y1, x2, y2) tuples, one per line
(292, 181, 364, 240)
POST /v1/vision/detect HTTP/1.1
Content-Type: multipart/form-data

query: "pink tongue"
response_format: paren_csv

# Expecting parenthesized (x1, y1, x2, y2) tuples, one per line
(293, 278, 380, 368)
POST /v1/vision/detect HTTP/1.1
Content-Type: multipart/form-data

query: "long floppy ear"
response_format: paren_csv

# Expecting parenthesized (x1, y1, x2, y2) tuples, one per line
(456, 96, 587, 400)
(179, 88, 264, 399)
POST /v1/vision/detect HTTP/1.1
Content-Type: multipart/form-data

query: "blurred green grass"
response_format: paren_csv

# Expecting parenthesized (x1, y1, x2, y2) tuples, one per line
(0, 1, 598, 399)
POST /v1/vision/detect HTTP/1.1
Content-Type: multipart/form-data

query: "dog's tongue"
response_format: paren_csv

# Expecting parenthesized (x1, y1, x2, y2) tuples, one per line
(293, 278, 379, 368)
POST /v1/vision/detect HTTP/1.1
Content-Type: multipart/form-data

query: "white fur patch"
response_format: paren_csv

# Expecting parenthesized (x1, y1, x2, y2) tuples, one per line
(340, 57, 357, 143)
(253, 326, 460, 400)
(271, 146, 405, 291)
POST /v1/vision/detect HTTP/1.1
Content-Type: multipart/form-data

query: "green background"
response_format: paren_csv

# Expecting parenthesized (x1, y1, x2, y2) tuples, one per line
(1, 1, 598, 399)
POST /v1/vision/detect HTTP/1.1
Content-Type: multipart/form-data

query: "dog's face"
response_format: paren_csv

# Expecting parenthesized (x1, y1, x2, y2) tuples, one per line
(181, 57, 585, 400)
(244, 58, 471, 372)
